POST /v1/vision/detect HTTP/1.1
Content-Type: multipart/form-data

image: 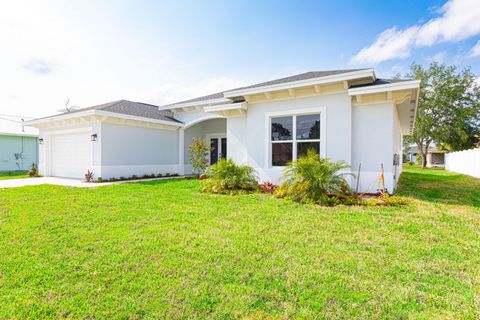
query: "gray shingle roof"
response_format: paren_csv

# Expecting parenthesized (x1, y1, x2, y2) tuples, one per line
(167, 69, 369, 106)
(227, 69, 369, 92)
(349, 78, 411, 89)
(167, 91, 226, 106)
(36, 100, 181, 123)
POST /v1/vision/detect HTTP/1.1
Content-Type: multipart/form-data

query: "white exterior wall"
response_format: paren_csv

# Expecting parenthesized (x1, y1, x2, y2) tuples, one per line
(227, 116, 248, 164)
(99, 122, 179, 179)
(227, 93, 353, 185)
(392, 105, 403, 188)
(38, 123, 100, 177)
(352, 102, 398, 193)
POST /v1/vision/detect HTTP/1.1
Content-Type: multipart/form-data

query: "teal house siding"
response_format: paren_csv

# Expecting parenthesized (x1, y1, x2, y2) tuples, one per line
(0, 135, 39, 171)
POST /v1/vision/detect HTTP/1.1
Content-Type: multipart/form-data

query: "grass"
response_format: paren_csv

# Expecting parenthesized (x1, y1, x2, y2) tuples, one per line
(0, 171, 29, 180)
(0, 167, 479, 319)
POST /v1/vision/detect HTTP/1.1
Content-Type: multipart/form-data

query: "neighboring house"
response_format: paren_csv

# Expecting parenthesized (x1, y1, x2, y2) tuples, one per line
(406, 144, 446, 167)
(27, 68, 420, 193)
(0, 115, 39, 171)
(405, 143, 418, 163)
(426, 147, 446, 168)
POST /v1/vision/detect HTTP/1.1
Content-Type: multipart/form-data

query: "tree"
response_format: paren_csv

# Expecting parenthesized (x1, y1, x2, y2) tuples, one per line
(188, 137, 210, 175)
(406, 62, 480, 167)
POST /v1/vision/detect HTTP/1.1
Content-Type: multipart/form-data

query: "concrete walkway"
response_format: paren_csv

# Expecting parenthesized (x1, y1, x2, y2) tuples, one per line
(0, 176, 181, 189)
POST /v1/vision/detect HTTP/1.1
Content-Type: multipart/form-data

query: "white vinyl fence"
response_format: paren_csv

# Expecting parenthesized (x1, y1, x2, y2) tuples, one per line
(445, 148, 480, 178)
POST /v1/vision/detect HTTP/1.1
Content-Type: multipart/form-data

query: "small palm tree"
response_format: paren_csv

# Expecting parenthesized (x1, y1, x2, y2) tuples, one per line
(275, 149, 353, 205)
(203, 158, 258, 194)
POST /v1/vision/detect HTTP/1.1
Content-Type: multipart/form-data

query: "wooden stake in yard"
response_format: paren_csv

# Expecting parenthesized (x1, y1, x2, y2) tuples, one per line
(355, 163, 361, 194)
(380, 163, 386, 196)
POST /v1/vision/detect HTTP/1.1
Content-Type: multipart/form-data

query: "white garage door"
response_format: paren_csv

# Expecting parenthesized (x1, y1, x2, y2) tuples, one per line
(50, 132, 92, 178)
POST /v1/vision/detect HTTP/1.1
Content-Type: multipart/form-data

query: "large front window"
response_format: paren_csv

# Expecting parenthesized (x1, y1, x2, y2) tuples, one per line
(271, 113, 320, 166)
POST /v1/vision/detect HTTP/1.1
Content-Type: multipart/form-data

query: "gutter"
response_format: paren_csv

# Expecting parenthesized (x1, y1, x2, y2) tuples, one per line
(25, 109, 183, 128)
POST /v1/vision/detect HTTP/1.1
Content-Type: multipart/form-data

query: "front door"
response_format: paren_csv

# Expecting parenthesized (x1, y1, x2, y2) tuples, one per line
(208, 135, 227, 165)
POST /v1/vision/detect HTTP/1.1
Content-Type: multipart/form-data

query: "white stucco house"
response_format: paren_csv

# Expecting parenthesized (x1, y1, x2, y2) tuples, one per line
(27, 68, 420, 193)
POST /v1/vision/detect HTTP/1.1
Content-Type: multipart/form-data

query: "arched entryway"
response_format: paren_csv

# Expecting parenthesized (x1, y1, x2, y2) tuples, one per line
(181, 117, 227, 174)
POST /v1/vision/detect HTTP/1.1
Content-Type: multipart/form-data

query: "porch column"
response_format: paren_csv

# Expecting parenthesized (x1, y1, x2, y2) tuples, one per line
(178, 127, 184, 175)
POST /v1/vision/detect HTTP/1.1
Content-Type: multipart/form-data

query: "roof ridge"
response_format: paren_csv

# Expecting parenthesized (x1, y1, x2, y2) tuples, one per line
(166, 68, 372, 107)
(136, 101, 163, 108)
(96, 99, 128, 110)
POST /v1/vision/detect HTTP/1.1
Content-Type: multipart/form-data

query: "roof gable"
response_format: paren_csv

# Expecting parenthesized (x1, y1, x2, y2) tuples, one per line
(165, 69, 370, 107)
(31, 100, 181, 124)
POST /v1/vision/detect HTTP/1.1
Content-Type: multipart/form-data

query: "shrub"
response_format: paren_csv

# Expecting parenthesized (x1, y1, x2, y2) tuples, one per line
(97, 177, 103, 182)
(202, 158, 258, 194)
(407, 160, 414, 166)
(28, 162, 38, 177)
(359, 197, 385, 206)
(383, 195, 409, 206)
(84, 170, 94, 182)
(157, 173, 163, 178)
(131, 175, 137, 179)
(258, 181, 278, 193)
(189, 137, 210, 175)
(119, 176, 126, 181)
(274, 149, 353, 206)
(109, 177, 117, 182)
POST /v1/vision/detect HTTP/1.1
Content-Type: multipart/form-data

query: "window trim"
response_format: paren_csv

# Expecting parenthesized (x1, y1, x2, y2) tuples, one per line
(265, 106, 327, 168)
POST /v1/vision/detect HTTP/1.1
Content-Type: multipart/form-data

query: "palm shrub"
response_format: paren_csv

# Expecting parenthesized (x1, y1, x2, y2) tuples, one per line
(202, 158, 258, 194)
(274, 149, 353, 205)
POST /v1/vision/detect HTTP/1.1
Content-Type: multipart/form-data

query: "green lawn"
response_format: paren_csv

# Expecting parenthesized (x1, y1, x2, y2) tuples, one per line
(0, 168, 479, 319)
(0, 171, 29, 180)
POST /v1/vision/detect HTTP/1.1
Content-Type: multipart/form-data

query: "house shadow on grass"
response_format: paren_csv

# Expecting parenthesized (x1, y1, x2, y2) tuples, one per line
(396, 168, 480, 208)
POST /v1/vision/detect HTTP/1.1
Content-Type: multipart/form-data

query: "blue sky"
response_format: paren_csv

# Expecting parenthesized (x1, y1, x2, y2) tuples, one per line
(1, 0, 479, 117)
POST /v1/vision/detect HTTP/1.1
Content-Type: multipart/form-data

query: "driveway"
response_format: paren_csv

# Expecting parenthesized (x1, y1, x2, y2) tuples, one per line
(0, 176, 180, 189)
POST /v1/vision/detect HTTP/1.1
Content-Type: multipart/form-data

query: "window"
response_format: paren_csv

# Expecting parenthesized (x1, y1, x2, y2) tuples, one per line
(270, 113, 321, 166)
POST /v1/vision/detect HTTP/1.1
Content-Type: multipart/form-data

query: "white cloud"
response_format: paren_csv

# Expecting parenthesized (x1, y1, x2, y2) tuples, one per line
(390, 64, 406, 76)
(350, 27, 419, 64)
(23, 59, 57, 75)
(351, 0, 480, 64)
(0, 1, 241, 117)
(469, 41, 480, 57)
(416, 0, 480, 45)
(430, 51, 447, 63)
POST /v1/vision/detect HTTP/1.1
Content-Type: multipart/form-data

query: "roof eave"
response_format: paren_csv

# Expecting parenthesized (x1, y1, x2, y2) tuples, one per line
(25, 110, 97, 126)
(223, 68, 375, 98)
(410, 85, 420, 135)
(203, 102, 247, 113)
(26, 109, 183, 128)
(163, 97, 233, 110)
(347, 80, 421, 96)
(94, 110, 183, 127)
